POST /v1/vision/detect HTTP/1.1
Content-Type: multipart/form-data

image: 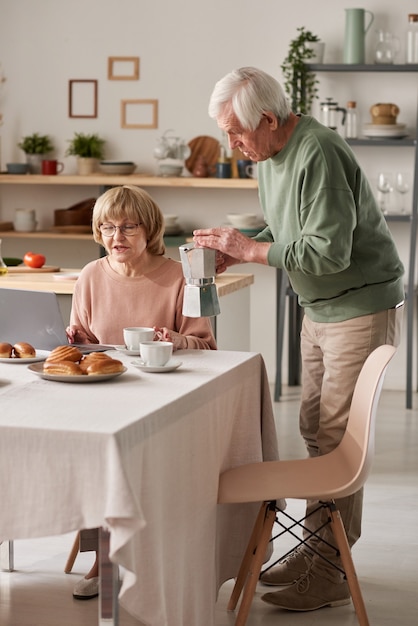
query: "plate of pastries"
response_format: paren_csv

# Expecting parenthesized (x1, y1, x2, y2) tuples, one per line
(0, 341, 50, 363)
(27, 345, 127, 382)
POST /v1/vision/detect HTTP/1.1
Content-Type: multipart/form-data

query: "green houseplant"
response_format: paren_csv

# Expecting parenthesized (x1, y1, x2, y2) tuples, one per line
(17, 133, 55, 173)
(281, 27, 321, 114)
(66, 132, 105, 159)
(18, 133, 54, 154)
(66, 132, 106, 175)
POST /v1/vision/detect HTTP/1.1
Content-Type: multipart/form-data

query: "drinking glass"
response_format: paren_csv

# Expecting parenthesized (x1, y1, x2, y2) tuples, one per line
(376, 172, 394, 214)
(395, 172, 410, 214)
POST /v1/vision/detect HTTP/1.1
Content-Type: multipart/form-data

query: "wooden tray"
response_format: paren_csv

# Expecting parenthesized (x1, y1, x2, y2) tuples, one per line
(7, 265, 60, 273)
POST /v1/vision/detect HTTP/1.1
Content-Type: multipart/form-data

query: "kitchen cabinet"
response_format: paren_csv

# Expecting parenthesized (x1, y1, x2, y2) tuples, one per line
(307, 62, 418, 408)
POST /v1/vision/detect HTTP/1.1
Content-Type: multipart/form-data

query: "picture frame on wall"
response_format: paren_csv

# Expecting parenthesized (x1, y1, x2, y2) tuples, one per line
(68, 80, 98, 118)
(121, 99, 158, 129)
(108, 57, 140, 81)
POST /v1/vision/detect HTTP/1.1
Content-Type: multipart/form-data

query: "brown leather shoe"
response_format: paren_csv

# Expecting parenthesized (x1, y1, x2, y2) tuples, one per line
(261, 569, 351, 611)
(260, 548, 312, 586)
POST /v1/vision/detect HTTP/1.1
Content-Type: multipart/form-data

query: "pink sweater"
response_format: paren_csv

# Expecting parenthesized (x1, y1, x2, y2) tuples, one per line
(70, 257, 217, 350)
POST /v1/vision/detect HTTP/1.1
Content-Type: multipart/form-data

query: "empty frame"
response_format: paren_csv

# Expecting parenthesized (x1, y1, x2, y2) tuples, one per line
(108, 57, 140, 80)
(121, 99, 158, 129)
(69, 80, 98, 118)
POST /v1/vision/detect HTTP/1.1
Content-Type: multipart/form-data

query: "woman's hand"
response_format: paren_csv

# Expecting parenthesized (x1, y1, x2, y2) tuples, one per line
(154, 326, 187, 351)
(66, 325, 89, 344)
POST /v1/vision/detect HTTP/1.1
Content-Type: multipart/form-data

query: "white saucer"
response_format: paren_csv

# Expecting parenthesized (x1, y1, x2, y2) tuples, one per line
(115, 345, 142, 356)
(0, 349, 50, 364)
(131, 358, 182, 373)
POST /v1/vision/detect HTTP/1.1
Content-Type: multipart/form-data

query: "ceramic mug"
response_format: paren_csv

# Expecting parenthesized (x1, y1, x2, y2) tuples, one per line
(123, 327, 155, 351)
(42, 159, 64, 175)
(245, 163, 258, 179)
(237, 159, 253, 179)
(140, 341, 173, 367)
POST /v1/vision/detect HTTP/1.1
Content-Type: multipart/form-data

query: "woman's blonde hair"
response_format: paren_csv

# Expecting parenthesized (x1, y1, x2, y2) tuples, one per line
(92, 185, 165, 255)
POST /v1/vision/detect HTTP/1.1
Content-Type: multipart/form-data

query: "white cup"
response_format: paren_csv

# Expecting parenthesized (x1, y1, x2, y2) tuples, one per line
(13, 208, 37, 232)
(140, 341, 173, 367)
(123, 327, 155, 351)
(245, 163, 258, 179)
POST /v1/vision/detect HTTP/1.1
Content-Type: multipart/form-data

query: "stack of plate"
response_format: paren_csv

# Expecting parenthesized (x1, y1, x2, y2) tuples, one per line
(362, 123, 408, 139)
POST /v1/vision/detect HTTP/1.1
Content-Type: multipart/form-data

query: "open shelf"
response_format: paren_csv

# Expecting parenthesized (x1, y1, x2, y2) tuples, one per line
(0, 174, 258, 189)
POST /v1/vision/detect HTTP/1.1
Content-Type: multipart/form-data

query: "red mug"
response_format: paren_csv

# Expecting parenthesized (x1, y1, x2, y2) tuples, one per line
(42, 159, 64, 175)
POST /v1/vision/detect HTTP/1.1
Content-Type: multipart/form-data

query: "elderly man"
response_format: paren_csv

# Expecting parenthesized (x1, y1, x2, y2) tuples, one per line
(193, 66, 404, 612)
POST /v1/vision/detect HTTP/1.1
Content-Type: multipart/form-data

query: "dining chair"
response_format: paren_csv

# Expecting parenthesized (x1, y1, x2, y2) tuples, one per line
(218, 343, 396, 626)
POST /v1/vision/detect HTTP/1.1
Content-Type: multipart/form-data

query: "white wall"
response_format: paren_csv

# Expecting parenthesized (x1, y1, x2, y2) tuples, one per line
(0, 0, 416, 390)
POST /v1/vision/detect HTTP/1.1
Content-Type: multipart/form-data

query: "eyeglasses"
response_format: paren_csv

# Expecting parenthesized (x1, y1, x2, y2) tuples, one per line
(99, 223, 141, 237)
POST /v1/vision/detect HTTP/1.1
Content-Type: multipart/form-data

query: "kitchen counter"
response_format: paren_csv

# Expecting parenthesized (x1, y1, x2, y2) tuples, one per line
(0, 270, 254, 351)
(0, 269, 254, 296)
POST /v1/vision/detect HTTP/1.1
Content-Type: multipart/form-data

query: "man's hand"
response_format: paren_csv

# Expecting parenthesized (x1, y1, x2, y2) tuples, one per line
(193, 227, 271, 272)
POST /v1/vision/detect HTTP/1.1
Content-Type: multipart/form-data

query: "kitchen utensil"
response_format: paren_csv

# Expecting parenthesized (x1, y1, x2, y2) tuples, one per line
(185, 136, 220, 174)
(320, 98, 347, 131)
(343, 8, 374, 64)
(374, 30, 400, 64)
(98, 161, 136, 175)
(179, 243, 220, 318)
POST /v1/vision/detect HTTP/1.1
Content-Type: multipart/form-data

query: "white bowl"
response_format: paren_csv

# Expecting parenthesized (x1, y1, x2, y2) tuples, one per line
(159, 164, 183, 177)
(98, 161, 136, 175)
(227, 213, 258, 229)
(164, 214, 179, 227)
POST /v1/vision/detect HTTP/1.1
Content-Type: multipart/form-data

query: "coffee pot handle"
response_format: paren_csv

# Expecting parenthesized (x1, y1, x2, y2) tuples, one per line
(337, 106, 347, 126)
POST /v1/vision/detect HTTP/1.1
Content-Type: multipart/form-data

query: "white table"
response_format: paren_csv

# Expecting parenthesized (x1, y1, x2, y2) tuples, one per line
(0, 349, 278, 626)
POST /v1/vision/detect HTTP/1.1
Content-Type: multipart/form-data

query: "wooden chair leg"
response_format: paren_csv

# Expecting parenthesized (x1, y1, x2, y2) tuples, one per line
(228, 502, 269, 610)
(234, 503, 276, 626)
(64, 531, 80, 574)
(329, 505, 370, 626)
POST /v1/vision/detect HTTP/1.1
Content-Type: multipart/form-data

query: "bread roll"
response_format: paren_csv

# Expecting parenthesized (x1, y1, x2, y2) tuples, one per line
(43, 360, 83, 376)
(46, 345, 83, 363)
(86, 358, 124, 375)
(13, 342, 36, 358)
(0, 342, 13, 358)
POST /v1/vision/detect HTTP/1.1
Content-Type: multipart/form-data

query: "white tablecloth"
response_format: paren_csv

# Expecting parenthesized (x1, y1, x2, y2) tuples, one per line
(0, 349, 279, 626)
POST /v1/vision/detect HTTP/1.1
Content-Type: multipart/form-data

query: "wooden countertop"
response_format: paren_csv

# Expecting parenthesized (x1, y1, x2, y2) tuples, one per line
(0, 269, 254, 297)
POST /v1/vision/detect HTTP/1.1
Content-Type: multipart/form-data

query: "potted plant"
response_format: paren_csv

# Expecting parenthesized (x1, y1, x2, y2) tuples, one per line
(17, 133, 54, 173)
(281, 27, 322, 114)
(66, 132, 106, 175)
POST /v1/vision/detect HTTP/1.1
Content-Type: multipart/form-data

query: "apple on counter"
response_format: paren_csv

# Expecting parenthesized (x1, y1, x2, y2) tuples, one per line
(23, 252, 46, 269)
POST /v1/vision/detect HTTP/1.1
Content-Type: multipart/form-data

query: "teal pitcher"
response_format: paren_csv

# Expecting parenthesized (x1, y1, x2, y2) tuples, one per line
(344, 8, 374, 64)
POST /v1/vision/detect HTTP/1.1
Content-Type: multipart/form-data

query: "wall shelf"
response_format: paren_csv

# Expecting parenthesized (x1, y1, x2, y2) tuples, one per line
(0, 174, 258, 190)
(308, 62, 418, 409)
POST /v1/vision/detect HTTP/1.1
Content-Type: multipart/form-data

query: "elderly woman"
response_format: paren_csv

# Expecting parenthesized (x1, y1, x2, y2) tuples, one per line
(67, 185, 216, 599)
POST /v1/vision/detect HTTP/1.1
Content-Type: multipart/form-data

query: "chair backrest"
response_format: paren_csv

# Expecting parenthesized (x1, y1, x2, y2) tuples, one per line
(218, 344, 396, 505)
(337, 344, 396, 495)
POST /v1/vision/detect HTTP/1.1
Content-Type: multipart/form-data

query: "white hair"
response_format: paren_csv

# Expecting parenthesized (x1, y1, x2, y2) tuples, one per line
(208, 67, 291, 130)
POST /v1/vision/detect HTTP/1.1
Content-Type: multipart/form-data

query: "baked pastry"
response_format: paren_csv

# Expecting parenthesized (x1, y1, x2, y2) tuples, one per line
(0, 342, 13, 358)
(46, 345, 83, 363)
(13, 342, 36, 358)
(86, 358, 124, 375)
(43, 360, 83, 376)
(79, 352, 112, 373)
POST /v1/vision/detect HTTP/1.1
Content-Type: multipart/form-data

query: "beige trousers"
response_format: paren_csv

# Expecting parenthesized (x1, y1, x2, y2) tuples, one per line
(299, 305, 403, 581)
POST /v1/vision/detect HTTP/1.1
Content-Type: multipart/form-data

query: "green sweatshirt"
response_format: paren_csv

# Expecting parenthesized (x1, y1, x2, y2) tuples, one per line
(255, 115, 405, 322)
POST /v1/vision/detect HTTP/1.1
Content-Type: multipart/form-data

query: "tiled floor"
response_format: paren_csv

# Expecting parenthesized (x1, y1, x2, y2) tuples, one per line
(1, 387, 417, 626)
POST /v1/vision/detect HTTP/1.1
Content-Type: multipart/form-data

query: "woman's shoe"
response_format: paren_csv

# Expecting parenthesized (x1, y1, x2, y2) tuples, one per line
(73, 576, 99, 600)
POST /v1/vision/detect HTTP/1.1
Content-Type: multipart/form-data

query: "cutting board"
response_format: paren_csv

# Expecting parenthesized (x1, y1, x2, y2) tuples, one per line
(7, 265, 60, 273)
(185, 136, 220, 175)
